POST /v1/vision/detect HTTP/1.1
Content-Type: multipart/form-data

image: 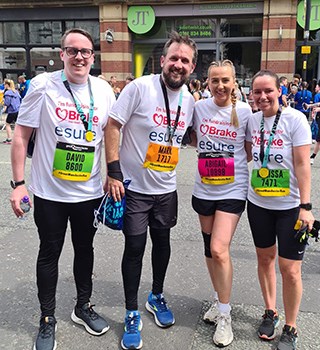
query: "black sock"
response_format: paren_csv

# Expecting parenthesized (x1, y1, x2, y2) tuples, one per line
(311, 153, 316, 159)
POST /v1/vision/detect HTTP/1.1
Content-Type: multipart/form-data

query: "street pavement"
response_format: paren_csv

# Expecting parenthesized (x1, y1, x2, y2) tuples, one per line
(0, 128, 319, 350)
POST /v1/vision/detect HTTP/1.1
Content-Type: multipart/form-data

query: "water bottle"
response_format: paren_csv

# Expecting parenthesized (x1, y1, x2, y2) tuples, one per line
(20, 196, 31, 213)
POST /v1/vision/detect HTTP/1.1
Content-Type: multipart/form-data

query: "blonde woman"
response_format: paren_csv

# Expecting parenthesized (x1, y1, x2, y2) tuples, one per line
(191, 60, 252, 347)
(3, 79, 21, 144)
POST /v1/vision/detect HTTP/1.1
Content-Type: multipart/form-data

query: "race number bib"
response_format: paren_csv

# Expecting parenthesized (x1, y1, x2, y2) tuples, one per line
(198, 151, 235, 185)
(53, 142, 95, 181)
(143, 142, 179, 172)
(251, 168, 290, 196)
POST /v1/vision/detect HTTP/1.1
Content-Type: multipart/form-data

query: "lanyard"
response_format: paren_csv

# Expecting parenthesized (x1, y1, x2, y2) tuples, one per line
(61, 71, 94, 142)
(159, 75, 183, 144)
(259, 109, 281, 168)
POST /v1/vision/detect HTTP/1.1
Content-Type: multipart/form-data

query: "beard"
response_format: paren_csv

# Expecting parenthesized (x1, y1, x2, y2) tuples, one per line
(162, 68, 188, 90)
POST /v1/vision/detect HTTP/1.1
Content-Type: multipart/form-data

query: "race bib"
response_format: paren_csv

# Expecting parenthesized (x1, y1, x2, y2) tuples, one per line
(251, 168, 290, 196)
(198, 151, 235, 185)
(143, 142, 179, 172)
(52, 141, 95, 181)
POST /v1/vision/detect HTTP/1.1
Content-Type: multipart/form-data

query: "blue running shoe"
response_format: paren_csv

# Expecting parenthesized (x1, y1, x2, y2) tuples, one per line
(121, 311, 143, 350)
(145, 292, 175, 328)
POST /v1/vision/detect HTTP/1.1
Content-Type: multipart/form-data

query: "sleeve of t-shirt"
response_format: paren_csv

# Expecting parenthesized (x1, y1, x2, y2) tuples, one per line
(314, 94, 320, 103)
(291, 110, 312, 147)
(17, 73, 48, 128)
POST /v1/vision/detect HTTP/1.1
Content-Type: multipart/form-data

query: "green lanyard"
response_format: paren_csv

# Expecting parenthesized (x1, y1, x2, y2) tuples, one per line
(61, 71, 94, 142)
(258, 109, 281, 178)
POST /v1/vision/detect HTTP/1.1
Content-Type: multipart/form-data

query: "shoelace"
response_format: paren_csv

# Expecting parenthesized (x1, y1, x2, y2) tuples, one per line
(84, 304, 99, 320)
(280, 327, 297, 344)
(126, 314, 140, 334)
(262, 310, 276, 323)
(153, 296, 169, 313)
(40, 318, 55, 339)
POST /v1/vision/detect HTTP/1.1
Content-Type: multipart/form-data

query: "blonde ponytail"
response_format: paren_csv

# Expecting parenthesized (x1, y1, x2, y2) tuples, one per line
(230, 89, 239, 128)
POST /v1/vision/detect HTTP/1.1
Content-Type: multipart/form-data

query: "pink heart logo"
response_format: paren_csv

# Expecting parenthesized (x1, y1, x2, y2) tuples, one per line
(200, 124, 209, 136)
(56, 107, 68, 122)
(153, 113, 164, 127)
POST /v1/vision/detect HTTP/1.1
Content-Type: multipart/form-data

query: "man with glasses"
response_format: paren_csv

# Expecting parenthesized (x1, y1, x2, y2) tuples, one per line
(10, 28, 115, 350)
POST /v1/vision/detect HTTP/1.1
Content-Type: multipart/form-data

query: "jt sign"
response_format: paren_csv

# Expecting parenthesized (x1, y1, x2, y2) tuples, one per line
(127, 6, 156, 34)
(297, 0, 320, 30)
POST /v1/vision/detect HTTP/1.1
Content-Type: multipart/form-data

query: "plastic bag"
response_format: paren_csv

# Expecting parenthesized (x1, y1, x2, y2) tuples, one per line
(93, 179, 131, 230)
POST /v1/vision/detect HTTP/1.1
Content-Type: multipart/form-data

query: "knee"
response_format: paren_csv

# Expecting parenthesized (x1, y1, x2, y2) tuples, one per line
(279, 262, 301, 283)
(124, 234, 147, 258)
(257, 250, 277, 267)
(210, 241, 230, 264)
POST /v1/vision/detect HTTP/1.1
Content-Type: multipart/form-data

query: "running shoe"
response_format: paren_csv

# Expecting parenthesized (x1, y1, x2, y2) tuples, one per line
(121, 311, 143, 350)
(33, 316, 57, 350)
(71, 302, 109, 336)
(213, 313, 234, 347)
(145, 292, 175, 328)
(276, 325, 298, 350)
(3, 139, 12, 144)
(310, 157, 314, 165)
(258, 309, 280, 340)
(203, 298, 219, 324)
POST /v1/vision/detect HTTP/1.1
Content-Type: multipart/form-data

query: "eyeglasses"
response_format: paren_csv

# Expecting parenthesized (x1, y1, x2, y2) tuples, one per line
(63, 47, 94, 59)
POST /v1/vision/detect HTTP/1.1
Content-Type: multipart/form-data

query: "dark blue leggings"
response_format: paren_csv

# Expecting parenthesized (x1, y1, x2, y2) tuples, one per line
(122, 228, 171, 311)
(33, 195, 101, 317)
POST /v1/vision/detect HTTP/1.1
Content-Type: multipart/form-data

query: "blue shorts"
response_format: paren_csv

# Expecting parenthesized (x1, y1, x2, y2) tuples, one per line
(247, 200, 307, 261)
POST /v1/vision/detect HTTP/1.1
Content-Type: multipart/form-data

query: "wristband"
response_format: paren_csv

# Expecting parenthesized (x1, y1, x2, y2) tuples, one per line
(107, 160, 124, 182)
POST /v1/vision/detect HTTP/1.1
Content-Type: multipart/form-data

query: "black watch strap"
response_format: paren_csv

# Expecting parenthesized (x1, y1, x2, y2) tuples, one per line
(299, 203, 312, 211)
(10, 180, 25, 189)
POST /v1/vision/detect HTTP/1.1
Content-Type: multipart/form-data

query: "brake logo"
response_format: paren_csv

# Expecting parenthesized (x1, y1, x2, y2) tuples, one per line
(200, 124, 237, 138)
(152, 112, 185, 129)
(55, 107, 99, 124)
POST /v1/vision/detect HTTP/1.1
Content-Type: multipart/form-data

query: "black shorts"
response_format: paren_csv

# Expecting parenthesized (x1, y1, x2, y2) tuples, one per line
(123, 189, 178, 236)
(247, 200, 307, 261)
(6, 112, 18, 124)
(192, 195, 245, 216)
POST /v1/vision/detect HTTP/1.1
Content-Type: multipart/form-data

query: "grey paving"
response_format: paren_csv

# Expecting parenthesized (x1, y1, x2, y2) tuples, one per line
(0, 129, 320, 350)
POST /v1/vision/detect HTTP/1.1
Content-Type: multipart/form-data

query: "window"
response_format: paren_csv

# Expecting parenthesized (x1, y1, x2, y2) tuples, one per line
(65, 21, 100, 45)
(0, 22, 25, 44)
(29, 21, 62, 44)
(0, 48, 26, 69)
(220, 17, 262, 37)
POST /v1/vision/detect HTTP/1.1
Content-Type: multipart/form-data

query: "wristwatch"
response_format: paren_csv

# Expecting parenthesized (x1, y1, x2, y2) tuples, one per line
(299, 203, 312, 211)
(10, 180, 25, 189)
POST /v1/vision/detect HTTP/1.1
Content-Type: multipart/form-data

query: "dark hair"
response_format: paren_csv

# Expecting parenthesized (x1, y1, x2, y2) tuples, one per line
(162, 31, 198, 65)
(252, 70, 280, 89)
(293, 73, 301, 80)
(61, 28, 94, 49)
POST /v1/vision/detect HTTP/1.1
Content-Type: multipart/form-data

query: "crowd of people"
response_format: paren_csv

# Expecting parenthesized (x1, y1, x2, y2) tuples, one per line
(5, 28, 316, 350)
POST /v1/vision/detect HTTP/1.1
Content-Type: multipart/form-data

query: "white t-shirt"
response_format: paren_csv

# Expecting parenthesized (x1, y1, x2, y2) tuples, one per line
(192, 99, 252, 200)
(17, 70, 115, 202)
(246, 106, 311, 209)
(109, 74, 195, 195)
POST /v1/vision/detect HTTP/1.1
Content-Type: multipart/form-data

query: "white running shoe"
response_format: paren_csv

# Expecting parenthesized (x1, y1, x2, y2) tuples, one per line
(203, 299, 219, 323)
(213, 313, 234, 347)
(310, 157, 314, 165)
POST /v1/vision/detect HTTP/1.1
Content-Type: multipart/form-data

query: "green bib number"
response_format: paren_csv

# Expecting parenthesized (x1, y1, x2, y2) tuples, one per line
(53, 142, 95, 181)
(251, 169, 290, 197)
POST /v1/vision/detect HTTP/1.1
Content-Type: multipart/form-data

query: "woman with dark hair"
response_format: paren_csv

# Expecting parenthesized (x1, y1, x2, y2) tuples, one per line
(247, 70, 314, 350)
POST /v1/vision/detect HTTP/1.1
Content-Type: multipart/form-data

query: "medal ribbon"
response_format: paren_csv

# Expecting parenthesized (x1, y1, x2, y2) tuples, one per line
(61, 71, 94, 139)
(159, 75, 183, 144)
(259, 109, 281, 167)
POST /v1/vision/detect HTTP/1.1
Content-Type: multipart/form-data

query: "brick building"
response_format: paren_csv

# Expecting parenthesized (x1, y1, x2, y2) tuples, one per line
(0, 0, 317, 89)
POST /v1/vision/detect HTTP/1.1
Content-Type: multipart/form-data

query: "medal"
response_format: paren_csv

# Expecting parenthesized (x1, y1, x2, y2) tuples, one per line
(85, 130, 94, 142)
(259, 167, 269, 178)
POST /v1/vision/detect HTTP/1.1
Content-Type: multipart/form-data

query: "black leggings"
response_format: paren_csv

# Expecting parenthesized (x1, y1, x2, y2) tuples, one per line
(34, 195, 101, 317)
(122, 228, 171, 311)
